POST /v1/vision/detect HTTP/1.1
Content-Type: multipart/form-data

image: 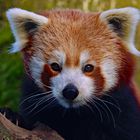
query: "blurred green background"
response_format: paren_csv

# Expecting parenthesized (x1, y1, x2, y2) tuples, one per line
(0, 0, 140, 111)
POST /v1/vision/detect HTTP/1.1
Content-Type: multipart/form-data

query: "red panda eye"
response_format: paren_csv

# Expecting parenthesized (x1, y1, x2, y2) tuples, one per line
(83, 64, 94, 73)
(50, 63, 62, 72)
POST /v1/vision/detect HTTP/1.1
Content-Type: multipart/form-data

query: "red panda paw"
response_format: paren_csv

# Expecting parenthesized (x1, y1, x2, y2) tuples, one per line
(0, 108, 26, 128)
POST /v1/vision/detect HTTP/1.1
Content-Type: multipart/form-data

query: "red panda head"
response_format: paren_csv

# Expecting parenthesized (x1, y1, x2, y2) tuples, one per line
(7, 7, 140, 108)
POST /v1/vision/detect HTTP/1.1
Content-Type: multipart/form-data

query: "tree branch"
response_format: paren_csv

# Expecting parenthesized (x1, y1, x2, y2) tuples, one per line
(0, 113, 63, 140)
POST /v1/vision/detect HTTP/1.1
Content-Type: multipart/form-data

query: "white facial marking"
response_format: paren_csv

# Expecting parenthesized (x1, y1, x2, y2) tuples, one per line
(80, 51, 90, 65)
(80, 51, 96, 66)
(51, 68, 95, 108)
(101, 58, 118, 92)
(48, 50, 66, 65)
(30, 57, 45, 88)
(6, 8, 48, 53)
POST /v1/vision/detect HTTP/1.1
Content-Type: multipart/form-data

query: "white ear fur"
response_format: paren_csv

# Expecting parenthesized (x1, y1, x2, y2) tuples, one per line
(100, 7, 140, 56)
(6, 8, 48, 53)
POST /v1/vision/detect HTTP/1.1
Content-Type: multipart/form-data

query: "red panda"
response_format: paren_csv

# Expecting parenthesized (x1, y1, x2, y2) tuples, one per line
(3, 7, 140, 140)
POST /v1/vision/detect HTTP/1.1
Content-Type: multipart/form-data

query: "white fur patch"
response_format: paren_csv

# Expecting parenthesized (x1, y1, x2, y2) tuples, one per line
(100, 59, 118, 92)
(51, 68, 95, 108)
(48, 50, 66, 65)
(80, 51, 90, 65)
(100, 7, 140, 56)
(80, 51, 96, 67)
(30, 56, 45, 88)
(6, 8, 48, 53)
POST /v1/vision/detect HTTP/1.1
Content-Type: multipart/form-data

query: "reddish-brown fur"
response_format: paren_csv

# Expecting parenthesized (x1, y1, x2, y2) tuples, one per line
(22, 36, 34, 77)
(41, 64, 58, 89)
(23, 9, 140, 104)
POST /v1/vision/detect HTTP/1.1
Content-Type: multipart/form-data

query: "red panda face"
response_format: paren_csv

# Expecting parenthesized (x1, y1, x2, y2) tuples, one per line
(6, 8, 140, 108)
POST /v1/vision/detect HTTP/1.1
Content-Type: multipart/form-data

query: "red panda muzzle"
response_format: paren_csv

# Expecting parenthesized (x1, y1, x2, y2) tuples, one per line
(62, 83, 79, 101)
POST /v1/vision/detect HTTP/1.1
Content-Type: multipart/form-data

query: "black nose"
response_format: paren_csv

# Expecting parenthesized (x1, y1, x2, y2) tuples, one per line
(62, 84, 79, 100)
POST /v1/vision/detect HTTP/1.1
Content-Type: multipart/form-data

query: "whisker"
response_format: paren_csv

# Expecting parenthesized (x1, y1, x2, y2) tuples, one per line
(32, 98, 57, 116)
(101, 99, 121, 112)
(100, 93, 119, 105)
(22, 100, 40, 112)
(84, 103, 95, 115)
(84, 98, 95, 114)
(90, 98, 110, 121)
(93, 95, 121, 113)
(87, 98, 103, 122)
(28, 94, 54, 113)
(94, 96, 116, 128)
(20, 91, 52, 106)
(23, 94, 53, 112)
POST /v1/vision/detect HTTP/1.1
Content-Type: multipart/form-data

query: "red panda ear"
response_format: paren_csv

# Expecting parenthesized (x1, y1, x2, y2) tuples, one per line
(100, 7, 140, 56)
(6, 8, 48, 53)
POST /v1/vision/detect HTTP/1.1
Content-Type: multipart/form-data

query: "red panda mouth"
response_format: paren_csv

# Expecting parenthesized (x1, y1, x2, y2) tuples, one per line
(58, 97, 85, 108)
